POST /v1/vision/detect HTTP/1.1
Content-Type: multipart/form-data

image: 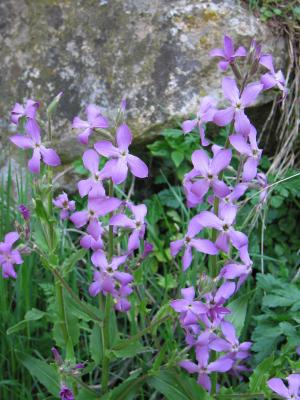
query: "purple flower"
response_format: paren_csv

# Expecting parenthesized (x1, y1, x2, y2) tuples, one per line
(260, 55, 287, 95)
(268, 374, 300, 399)
(203, 281, 236, 321)
(217, 183, 248, 207)
(141, 241, 153, 259)
(180, 348, 234, 392)
(114, 284, 133, 312)
(95, 123, 148, 184)
(182, 97, 216, 146)
(109, 204, 147, 252)
(51, 347, 63, 365)
(11, 99, 39, 125)
(78, 149, 106, 199)
(170, 287, 208, 326)
(19, 204, 31, 221)
(10, 120, 61, 174)
(70, 198, 121, 240)
(120, 97, 127, 113)
(170, 216, 218, 271)
(59, 384, 74, 400)
(220, 245, 252, 288)
(229, 126, 262, 182)
(89, 252, 131, 296)
(195, 204, 248, 253)
(209, 35, 247, 71)
(53, 192, 75, 220)
(184, 149, 231, 206)
(80, 233, 103, 251)
(72, 104, 109, 145)
(209, 321, 252, 360)
(0, 232, 23, 279)
(214, 77, 263, 136)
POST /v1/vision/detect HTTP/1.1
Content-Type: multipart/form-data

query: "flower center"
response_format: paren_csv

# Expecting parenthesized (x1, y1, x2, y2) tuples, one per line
(223, 224, 229, 231)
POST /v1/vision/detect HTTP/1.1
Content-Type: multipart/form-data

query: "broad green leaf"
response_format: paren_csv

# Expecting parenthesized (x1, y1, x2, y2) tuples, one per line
(61, 248, 87, 276)
(148, 369, 208, 400)
(17, 353, 60, 396)
(101, 371, 147, 400)
(171, 150, 184, 167)
(227, 290, 254, 336)
(249, 355, 274, 393)
(111, 340, 148, 359)
(89, 324, 103, 365)
(7, 308, 45, 335)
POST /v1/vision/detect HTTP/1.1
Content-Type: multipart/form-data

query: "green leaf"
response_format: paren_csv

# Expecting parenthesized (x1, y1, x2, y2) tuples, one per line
(171, 151, 184, 167)
(148, 369, 208, 400)
(17, 353, 60, 396)
(227, 290, 253, 336)
(249, 355, 274, 393)
(7, 308, 45, 335)
(89, 324, 103, 365)
(101, 371, 147, 400)
(270, 195, 284, 208)
(112, 340, 148, 359)
(77, 389, 99, 399)
(61, 248, 87, 276)
(252, 323, 282, 362)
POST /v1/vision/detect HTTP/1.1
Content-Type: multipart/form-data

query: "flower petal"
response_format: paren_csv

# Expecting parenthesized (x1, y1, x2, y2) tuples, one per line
(116, 123, 132, 150)
(127, 155, 148, 179)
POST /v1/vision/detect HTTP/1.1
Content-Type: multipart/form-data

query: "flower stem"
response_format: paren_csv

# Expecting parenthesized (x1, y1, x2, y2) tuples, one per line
(101, 179, 115, 393)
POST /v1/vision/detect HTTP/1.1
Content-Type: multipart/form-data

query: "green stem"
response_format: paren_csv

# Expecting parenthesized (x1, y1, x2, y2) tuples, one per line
(101, 180, 115, 393)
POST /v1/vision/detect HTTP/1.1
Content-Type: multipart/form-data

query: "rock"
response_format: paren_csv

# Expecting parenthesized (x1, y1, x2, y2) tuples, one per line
(0, 0, 285, 167)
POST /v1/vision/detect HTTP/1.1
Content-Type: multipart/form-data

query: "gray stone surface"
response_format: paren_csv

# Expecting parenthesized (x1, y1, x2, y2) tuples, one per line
(0, 0, 285, 166)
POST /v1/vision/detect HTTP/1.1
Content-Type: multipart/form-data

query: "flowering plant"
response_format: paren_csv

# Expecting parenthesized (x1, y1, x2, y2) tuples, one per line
(2, 35, 297, 399)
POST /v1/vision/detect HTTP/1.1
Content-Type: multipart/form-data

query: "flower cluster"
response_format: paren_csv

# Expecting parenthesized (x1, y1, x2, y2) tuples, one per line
(170, 35, 285, 392)
(68, 101, 149, 311)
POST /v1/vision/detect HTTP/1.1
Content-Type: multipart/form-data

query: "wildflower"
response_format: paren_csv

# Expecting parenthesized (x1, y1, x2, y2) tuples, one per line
(72, 104, 109, 145)
(209, 35, 247, 71)
(94, 123, 148, 184)
(53, 192, 75, 220)
(89, 253, 131, 296)
(78, 149, 106, 199)
(220, 245, 252, 288)
(182, 97, 216, 146)
(170, 287, 208, 326)
(170, 216, 218, 271)
(209, 321, 252, 360)
(0, 232, 23, 279)
(257, 172, 268, 203)
(51, 347, 63, 365)
(202, 281, 236, 321)
(59, 384, 74, 400)
(11, 99, 40, 125)
(184, 148, 232, 206)
(10, 120, 60, 174)
(229, 126, 262, 181)
(260, 55, 287, 95)
(19, 204, 31, 221)
(214, 77, 263, 136)
(80, 233, 103, 251)
(268, 374, 300, 400)
(180, 348, 234, 392)
(70, 198, 121, 240)
(114, 284, 133, 312)
(109, 204, 147, 252)
(195, 204, 248, 253)
(141, 241, 153, 259)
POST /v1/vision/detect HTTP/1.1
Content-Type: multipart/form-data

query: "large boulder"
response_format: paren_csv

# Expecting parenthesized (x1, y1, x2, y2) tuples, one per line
(0, 0, 285, 165)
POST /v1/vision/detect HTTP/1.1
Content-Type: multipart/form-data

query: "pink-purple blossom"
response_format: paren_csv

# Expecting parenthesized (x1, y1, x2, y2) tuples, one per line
(214, 77, 263, 136)
(0, 232, 23, 279)
(95, 123, 148, 184)
(268, 374, 300, 400)
(72, 104, 109, 145)
(182, 97, 216, 146)
(53, 192, 75, 220)
(59, 384, 74, 400)
(210, 35, 247, 71)
(10, 120, 61, 174)
(184, 149, 231, 207)
(170, 216, 218, 271)
(78, 149, 106, 199)
(11, 99, 40, 126)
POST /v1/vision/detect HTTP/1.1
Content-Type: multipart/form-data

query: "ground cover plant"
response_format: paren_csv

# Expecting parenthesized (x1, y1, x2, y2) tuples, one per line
(1, 35, 300, 399)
